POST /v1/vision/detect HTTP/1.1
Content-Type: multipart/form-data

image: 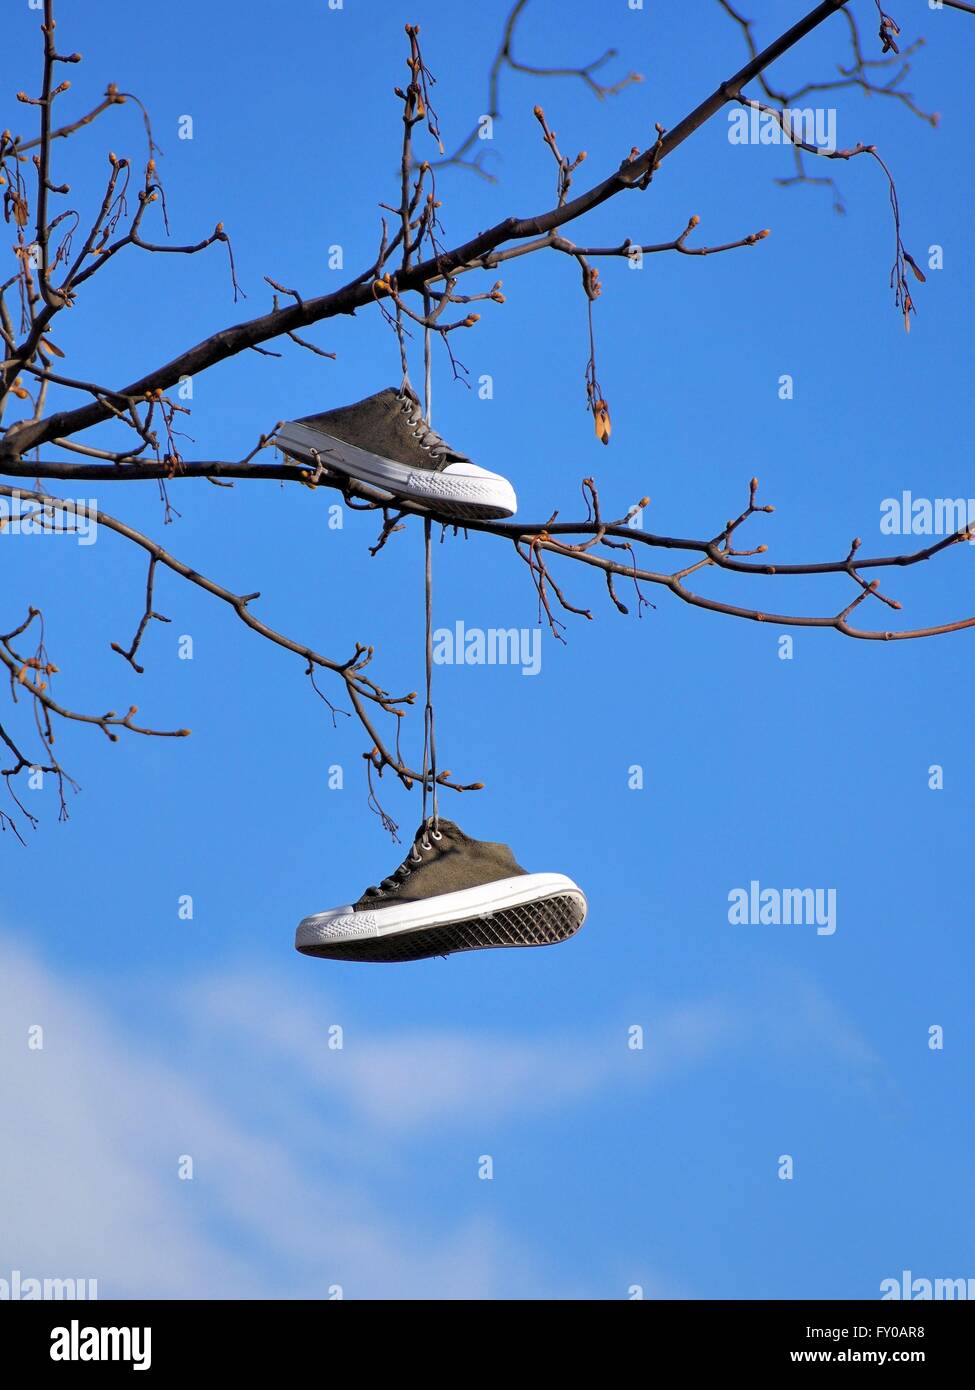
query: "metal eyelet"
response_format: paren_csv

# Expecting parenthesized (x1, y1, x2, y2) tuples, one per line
(421, 837, 432, 852)
(431, 829, 443, 842)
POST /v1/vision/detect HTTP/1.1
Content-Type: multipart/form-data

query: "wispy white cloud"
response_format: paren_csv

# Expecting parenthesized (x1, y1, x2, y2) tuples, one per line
(0, 939, 582, 1297)
(187, 969, 634, 1131)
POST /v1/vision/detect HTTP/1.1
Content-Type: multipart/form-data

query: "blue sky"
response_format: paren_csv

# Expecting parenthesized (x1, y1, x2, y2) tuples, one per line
(1, 0, 973, 1299)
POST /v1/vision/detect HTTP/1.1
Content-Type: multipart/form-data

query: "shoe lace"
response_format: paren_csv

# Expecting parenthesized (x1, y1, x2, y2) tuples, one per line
(363, 825, 444, 897)
(399, 392, 450, 460)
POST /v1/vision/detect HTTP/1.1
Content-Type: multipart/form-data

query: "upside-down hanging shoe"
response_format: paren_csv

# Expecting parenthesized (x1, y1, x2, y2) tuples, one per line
(295, 819, 587, 963)
(275, 385, 517, 522)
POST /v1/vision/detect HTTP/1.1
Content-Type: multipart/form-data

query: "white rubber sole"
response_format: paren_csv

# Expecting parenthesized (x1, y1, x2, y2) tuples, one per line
(276, 421, 517, 521)
(295, 873, 587, 962)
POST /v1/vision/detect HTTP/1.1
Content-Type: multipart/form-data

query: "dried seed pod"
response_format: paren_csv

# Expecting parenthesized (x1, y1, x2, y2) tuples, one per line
(593, 400, 611, 446)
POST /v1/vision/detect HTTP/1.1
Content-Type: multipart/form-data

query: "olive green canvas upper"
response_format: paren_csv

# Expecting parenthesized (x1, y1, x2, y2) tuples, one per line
(354, 818, 527, 911)
(296, 386, 470, 474)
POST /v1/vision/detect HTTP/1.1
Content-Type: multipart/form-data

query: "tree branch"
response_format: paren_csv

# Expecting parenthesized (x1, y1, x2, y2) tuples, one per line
(0, 0, 854, 461)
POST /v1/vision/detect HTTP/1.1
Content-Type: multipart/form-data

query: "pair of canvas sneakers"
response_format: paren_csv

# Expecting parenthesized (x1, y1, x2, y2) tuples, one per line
(276, 386, 587, 964)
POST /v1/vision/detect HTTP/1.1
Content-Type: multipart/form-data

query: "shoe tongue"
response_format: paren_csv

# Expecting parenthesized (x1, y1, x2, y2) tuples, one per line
(414, 817, 462, 841)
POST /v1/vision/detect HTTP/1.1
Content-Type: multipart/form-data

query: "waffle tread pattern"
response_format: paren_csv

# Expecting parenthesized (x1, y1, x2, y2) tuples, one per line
(315, 892, 585, 963)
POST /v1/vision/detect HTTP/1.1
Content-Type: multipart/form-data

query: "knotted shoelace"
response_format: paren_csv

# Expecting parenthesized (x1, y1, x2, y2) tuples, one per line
(399, 392, 449, 460)
(363, 826, 444, 897)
